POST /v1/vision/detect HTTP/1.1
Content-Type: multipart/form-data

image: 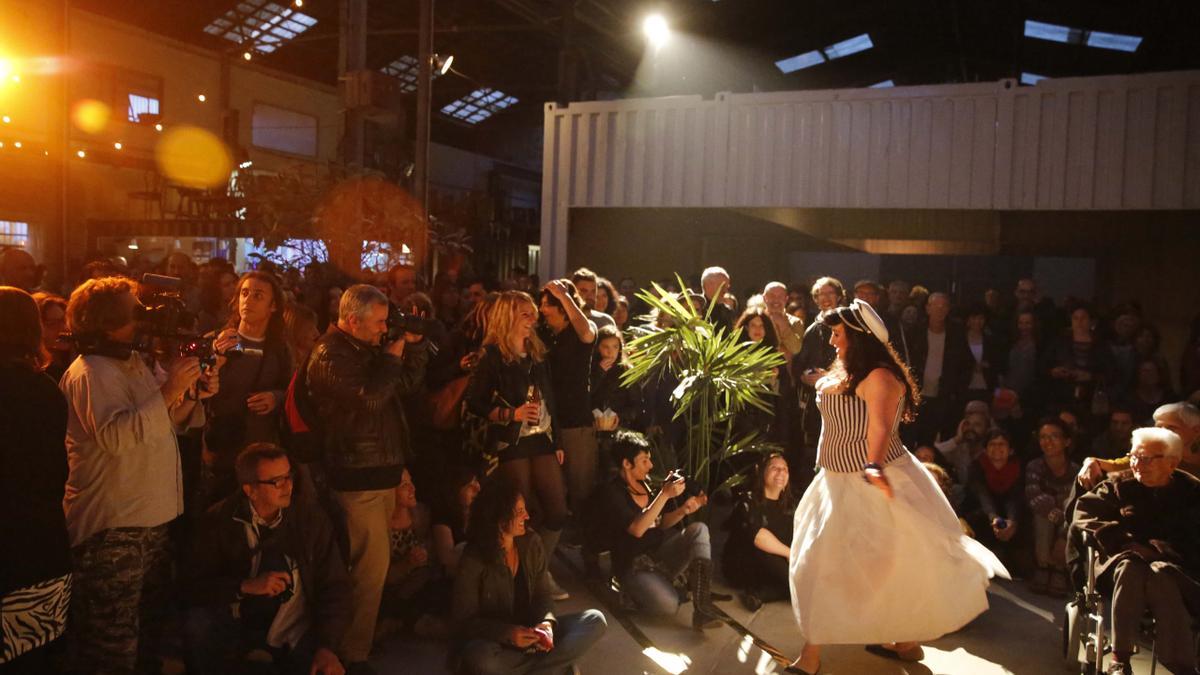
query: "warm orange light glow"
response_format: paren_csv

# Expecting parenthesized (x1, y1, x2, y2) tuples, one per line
(155, 125, 231, 188)
(0, 59, 12, 80)
(197, 93, 207, 102)
(243, 51, 252, 61)
(71, 99, 112, 134)
(13, 141, 21, 148)
(1, 115, 9, 124)
(113, 141, 123, 150)
(76, 150, 86, 158)
(155, 123, 164, 132)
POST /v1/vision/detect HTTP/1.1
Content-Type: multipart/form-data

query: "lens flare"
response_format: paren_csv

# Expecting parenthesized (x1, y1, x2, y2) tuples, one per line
(72, 99, 112, 134)
(155, 125, 232, 188)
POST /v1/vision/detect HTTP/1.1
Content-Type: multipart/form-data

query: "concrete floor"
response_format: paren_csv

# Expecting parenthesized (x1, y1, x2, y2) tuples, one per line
(374, 544, 1163, 675)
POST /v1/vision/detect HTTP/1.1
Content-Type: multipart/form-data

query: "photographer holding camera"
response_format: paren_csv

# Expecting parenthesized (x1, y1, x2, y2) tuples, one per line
(593, 432, 722, 630)
(59, 276, 217, 674)
(306, 284, 428, 674)
(205, 271, 294, 503)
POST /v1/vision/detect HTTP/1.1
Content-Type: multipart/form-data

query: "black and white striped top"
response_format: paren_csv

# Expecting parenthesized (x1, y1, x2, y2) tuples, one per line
(815, 390, 909, 473)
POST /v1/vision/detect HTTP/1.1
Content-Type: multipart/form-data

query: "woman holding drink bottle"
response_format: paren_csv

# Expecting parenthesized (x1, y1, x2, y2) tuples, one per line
(464, 291, 570, 590)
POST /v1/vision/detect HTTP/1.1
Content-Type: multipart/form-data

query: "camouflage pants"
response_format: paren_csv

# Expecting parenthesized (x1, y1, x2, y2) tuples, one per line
(68, 525, 172, 675)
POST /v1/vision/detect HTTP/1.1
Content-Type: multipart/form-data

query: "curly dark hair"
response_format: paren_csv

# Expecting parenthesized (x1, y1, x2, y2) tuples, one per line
(465, 476, 524, 562)
(819, 308, 921, 422)
(734, 309, 779, 351)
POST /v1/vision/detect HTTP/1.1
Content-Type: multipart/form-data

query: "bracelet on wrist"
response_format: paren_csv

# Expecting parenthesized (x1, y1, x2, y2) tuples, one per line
(862, 462, 883, 484)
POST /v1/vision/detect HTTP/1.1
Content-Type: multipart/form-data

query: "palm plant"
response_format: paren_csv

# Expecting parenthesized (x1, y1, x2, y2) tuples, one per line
(621, 276, 787, 500)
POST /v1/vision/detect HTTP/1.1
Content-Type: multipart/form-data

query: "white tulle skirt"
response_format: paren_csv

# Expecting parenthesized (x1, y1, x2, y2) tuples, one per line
(789, 453, 1009, 646)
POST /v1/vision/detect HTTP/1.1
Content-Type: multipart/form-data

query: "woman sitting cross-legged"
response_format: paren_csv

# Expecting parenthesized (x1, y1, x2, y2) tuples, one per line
(451, 477, 606, 675)
(722, 452, 795, 611)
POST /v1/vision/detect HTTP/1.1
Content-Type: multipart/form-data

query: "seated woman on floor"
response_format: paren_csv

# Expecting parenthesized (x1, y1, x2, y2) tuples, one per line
(451, 477, 606, 675)
(722, 452, 795, 611)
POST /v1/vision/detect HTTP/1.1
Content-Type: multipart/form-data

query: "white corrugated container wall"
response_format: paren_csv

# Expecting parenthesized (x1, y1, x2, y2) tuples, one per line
(540, 71, 1200, 278)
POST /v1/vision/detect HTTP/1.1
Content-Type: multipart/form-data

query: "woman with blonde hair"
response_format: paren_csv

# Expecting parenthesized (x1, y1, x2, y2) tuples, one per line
(463, 291, 568, 589)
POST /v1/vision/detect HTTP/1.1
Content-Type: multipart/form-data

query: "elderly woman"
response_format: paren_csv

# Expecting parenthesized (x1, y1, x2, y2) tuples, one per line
(1074, 427, 1200, 675)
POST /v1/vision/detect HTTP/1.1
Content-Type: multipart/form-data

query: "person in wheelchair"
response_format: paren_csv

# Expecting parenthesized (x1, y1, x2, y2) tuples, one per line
(1074, 427, 1200, 675)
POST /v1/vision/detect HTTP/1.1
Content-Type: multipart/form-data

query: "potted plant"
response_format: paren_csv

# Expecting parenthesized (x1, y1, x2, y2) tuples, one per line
(621, 276, 786, 504)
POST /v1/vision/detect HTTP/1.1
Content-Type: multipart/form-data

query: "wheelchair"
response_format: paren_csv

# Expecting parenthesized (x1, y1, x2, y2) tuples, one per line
(1062, 528, 1200, 674)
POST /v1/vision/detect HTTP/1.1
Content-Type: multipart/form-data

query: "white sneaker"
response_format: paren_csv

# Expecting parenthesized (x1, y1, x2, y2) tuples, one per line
(546, 571, 570, 601)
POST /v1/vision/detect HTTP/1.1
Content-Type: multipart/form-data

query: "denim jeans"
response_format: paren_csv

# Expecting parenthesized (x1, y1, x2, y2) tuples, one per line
(182, 604, 320, 675)
(457, 609, 607, 675)
(619, 522, 711, 617)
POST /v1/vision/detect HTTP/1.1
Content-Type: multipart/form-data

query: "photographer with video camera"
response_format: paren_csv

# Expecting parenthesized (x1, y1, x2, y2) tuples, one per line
(205, 271, 294, 503)
(593, 432, 722, 629)
(59, 276, 218, 674)
(306, 284, 429, 674)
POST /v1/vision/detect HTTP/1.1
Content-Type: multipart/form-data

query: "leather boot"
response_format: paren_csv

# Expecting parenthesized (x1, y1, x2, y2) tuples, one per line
(689, 558, 723, 630)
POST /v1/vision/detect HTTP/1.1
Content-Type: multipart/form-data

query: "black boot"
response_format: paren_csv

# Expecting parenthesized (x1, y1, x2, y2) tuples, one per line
(689, 558, 724, 630)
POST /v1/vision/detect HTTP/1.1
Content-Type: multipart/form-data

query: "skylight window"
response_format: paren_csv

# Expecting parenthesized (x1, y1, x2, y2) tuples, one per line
(1023, 20, 1077, 44)
(203, 0, 318, 54)
(440, 88, 518, 125)
(824, 34, 874, 60)
(1085, 30, 1142, 53)
(775, 33, 874, 74)
(381, 55, 442, 93)
(869, 79, 894, 88)
(1023, 19, 1141, 53)
(775, 51, 825, 74)
(1020, 72, 1047, 86)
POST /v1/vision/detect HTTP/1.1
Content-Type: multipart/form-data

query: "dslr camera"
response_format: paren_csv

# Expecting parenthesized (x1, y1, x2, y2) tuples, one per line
(385, 302, 443, 344)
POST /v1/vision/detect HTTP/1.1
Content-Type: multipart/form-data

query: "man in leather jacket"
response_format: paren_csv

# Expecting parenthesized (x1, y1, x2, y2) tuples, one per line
(306, 284, 428, 674)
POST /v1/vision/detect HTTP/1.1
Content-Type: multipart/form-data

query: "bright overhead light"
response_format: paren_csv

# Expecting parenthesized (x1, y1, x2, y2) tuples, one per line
(243, 51, 253, 61)
(10, 75, 18, 83)
(439, 54, 454, 75)
(76, 150, 86, 158)
(155, 123, 164, 132)
(13, 141, 21, 148)
(643, 14, 670, 49)
(1, 115, 9, 124)
(113, 141, 123, 150)
(294, 0, 303, 6)
(197, 93, 207, 102)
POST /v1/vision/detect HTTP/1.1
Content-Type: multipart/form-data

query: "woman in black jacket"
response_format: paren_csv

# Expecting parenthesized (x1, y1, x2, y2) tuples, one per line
(0, 287, 71, 669)
(464, 291, 570, 581)
(722, 452, 795, 611)
(452, 478, 605, 674)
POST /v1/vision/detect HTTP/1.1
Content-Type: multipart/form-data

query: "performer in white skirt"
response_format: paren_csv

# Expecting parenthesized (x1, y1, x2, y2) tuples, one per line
(787, 300, 1008, 674)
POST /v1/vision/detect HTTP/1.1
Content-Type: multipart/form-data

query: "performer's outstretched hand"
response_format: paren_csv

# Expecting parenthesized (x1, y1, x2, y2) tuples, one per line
(864, 467, 893, 499)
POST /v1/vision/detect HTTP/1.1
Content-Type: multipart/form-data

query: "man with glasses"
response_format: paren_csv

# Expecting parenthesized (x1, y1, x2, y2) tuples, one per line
(1074, 427, 1200, 675)
(183, 443, 351, 675)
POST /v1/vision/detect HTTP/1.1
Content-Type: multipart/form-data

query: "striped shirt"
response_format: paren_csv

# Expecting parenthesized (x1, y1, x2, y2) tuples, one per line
(815, 389, 908, 473)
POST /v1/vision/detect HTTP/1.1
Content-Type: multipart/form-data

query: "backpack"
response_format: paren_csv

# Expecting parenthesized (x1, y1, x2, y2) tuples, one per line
(281, 352, 323, 464)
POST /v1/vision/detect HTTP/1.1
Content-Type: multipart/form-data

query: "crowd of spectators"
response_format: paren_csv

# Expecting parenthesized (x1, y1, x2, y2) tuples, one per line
(3, 241, 1200, 674)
